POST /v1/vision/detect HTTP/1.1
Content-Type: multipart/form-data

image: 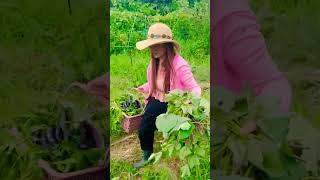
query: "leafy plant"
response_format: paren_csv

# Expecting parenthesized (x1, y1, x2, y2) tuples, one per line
(110, 101, 125, 136)
(0, 128, 44, 180)
(212, 86, 320, 179)
(110, 0, 210, 59)
(117, 93, 144, 117)
(25, 103, 106, 173)
(46, 142, 104, 173)
(149, 90, 210, 178)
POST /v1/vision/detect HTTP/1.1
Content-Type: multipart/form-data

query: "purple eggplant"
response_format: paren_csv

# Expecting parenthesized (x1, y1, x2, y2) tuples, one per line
(134, 100, 141, 108)
(46, 127, 56, 144)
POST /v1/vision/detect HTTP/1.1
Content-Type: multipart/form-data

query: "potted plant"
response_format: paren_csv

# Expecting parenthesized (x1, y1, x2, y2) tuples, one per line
(117, 94, 144, 133)
(33, 105, 108, 180)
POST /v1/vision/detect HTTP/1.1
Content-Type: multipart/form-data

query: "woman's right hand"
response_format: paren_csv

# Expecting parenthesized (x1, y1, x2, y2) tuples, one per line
(134, 87, 149, 98)
(134, 87, 144, 94)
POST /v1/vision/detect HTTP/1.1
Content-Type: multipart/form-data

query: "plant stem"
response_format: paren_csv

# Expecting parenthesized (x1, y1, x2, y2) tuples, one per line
(192, 121, 209, 125)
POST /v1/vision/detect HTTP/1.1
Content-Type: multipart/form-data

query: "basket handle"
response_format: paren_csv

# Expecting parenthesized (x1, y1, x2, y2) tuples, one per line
(100, 148, 110, 167)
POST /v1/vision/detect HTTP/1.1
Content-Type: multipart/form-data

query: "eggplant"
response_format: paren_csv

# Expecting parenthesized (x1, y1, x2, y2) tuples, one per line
(59, 108, 71, 140)
(134, 100, 141, 108)
(54, 126, 64, 142)
(46, 127, 56, 144)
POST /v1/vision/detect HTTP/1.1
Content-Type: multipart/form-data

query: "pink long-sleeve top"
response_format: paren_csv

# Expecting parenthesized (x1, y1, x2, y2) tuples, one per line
(211, 0, 292, 112)
(138, 54, 201, 104)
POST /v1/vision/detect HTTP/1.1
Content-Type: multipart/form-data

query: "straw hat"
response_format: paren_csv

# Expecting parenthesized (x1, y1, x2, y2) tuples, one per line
(136, 23, 180, 51)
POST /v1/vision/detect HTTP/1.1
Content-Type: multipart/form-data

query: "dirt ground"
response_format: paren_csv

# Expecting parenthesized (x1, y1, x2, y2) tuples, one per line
(110, 133, 142, 163)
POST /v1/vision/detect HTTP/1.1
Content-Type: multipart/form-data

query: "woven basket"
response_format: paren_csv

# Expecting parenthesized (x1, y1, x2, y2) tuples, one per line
(38, 160, 107, 180)
(121, 112, 144, 134)
(38, 121, 108, 180)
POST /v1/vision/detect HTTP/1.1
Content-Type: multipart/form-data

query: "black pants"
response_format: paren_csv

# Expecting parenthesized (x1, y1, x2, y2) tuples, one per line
(138, 97, 167, 152)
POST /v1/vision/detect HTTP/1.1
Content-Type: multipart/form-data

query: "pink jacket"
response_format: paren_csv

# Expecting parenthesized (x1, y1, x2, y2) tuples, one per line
(212, 0, 292, 112)
(138, 54, 201, 103)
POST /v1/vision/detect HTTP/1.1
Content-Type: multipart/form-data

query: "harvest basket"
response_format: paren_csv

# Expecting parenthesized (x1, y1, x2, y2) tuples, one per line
(38, 160, 107, 180)
(38, 121, 108, 180)
(121, 112, 144, 134)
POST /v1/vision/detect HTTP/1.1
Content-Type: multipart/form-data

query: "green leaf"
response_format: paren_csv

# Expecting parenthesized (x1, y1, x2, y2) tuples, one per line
(188, 155, 200, 169)
(179, 121, 191, 130)
(163, 132, 169, 139)
(195, 147, 206, 157)
(172, 117, 191, 131)
(156, 114, 179, 133)
(178, 127, 193, 140)
(153, 152, 162, 164)
(148, 152, 162, 164)
(179, 146, 192, 160)
(287, 115, 319, 141)
(181, 104, 193, 115)
(283, 155, 306, 179)
(156, 114, 191, 133)
(200, 98, 210, 116)
(286, 116, 320, 174)
(247, 139, 264, 170)
(148, 153, 156, 161)
(263, 151, 286, 177)
(166, 144, 175, 157)
(181, 164, 191, 177)
(175, 143, 182, 151)
(228, 138, 247, 167)
(257, 115, 290, 142)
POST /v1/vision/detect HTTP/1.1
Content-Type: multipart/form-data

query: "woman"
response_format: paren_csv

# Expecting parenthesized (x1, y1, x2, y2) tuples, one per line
(133, 23, 201, 168)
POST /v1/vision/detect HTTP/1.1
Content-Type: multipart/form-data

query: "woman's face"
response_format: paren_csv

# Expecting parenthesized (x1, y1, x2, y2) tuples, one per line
(150, 43, 166, 59)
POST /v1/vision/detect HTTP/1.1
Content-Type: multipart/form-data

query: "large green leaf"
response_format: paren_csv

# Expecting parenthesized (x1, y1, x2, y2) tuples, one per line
(262, 151, 286, 177)
(247, 139, 264, 170)
(187, 155, 200, 169)
(257, 115, 290, 142)
(287, 116, 320, 174)
(148, 152, 162, 164)
(178, 121, 191, 131)
(228, 138, 247, 168)
(181, 104, 193, 115)
(179, 146, 192, 160)
(166, 143, 175, 157)
(195, 146, 206, 157)
(155, 114, 179, 133)
(156, 114, 191, 133)
(181, 164, 191, 177)
(178, 127, 193, 140)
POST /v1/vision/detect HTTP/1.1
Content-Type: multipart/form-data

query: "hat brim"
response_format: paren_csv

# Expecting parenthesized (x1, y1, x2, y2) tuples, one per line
(136, 39, 180, 51)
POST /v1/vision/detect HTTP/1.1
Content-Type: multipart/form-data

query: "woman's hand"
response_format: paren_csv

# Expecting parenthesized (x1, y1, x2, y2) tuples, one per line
(133, 87, 149, 98)
(134, 87, 145, 94)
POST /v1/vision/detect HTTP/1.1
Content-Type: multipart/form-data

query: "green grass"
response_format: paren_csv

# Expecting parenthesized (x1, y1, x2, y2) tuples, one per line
(111, 158, 210, 180)
(111, 160, 177, 180)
